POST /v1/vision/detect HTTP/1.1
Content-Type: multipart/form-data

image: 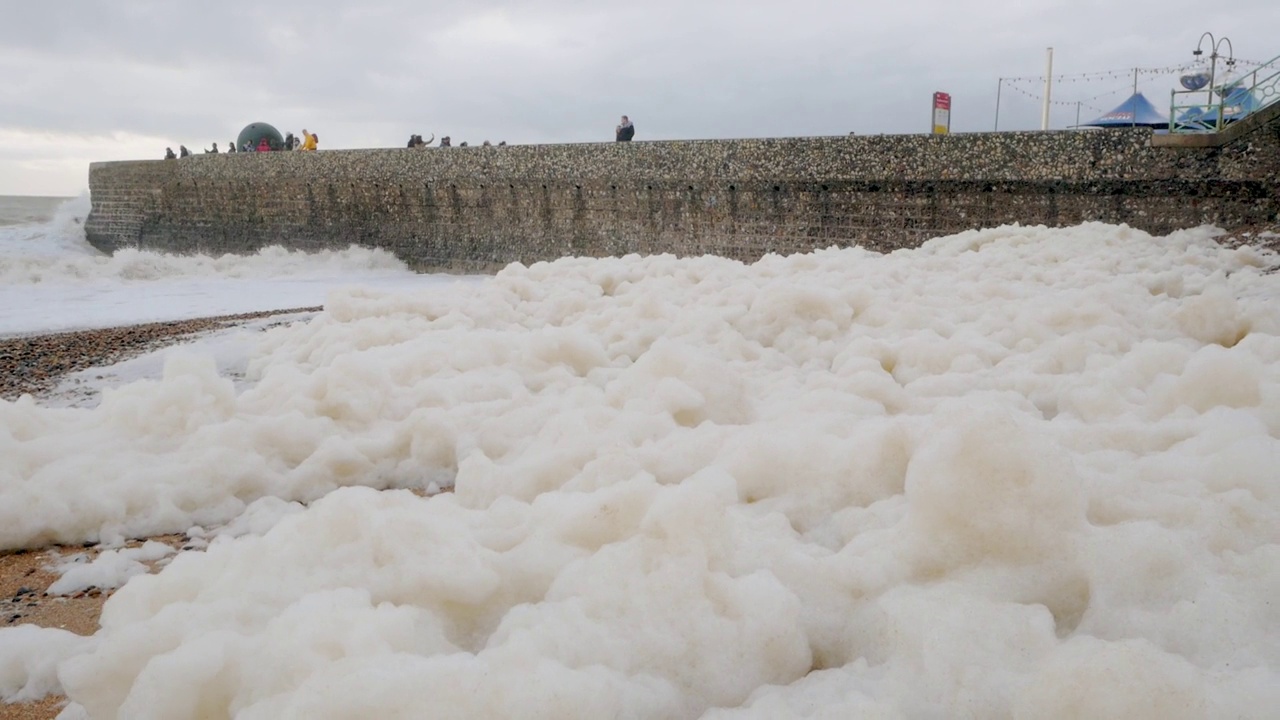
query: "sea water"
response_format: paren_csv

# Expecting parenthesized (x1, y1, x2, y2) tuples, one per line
(0, 194, 437, 336)
(0, 195, 70, 228)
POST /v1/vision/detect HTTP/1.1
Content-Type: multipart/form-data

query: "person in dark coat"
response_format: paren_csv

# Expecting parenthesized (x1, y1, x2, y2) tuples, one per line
(179, 145, 191, 158)
(164, 147, 176, 160)
(616, 115, 635, 142)
(285, 132, 296, 151)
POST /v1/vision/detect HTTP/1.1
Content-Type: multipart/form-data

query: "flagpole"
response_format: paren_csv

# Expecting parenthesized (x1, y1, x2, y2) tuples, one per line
(1041, 47, 1054, 130)
(994, 78, 1003, 131)
(1132, 68, 1139, 127)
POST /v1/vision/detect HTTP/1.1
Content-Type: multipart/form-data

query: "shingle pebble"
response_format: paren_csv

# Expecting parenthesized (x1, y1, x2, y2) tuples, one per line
(0, 307, 320, 401)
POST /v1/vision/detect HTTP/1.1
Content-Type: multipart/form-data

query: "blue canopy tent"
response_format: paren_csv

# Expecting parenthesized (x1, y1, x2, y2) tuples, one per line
(1080, 92, 1169, 128)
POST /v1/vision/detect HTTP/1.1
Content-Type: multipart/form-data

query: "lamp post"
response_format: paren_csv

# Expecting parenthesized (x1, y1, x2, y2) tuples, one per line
(1192, 32, 1236, 130)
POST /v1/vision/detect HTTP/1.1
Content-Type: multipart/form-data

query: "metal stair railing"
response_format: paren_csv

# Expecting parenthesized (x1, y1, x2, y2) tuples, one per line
(1170, 52, 1280, 133)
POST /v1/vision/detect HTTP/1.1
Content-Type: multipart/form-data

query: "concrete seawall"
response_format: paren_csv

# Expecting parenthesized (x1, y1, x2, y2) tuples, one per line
(86, 119, 1280, 272)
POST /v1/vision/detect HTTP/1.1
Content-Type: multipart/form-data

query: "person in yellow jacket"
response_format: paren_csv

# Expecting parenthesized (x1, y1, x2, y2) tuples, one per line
(300, 129, 318, 152)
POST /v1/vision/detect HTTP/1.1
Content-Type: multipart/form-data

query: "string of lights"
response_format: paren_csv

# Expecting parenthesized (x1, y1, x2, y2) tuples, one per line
(1231, 58, 1277, 68)
(1001, 64, 1194, 83)
(999, 82, 1109, 114)
(1000, 56, 1275, 85)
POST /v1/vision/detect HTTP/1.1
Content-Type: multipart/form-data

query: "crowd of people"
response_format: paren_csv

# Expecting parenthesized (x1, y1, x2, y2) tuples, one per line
(163, 115, 637, 160)
(406, 134, 511, 148)
(405, 115, 635, 149)
(164, 129, 318, 160)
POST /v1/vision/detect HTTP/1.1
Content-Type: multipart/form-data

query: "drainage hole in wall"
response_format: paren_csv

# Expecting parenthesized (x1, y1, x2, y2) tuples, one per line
(773, 185, 781, 192)
(821, 185, 829, 191)
(729, 185, 736, 191)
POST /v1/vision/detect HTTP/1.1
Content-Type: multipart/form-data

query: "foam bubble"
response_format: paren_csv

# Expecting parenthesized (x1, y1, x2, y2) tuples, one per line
(1, 222, 1278, 716)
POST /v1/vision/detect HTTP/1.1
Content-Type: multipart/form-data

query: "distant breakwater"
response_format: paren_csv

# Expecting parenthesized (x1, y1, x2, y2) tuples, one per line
(86, 115, 1280, 272)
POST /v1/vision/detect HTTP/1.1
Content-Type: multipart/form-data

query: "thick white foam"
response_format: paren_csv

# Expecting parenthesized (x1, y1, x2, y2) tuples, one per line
(1, 222, 1279, 717)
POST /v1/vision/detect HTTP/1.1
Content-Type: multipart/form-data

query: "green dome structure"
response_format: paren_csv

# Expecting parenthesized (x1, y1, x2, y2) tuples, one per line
(236, 122, 285, 151)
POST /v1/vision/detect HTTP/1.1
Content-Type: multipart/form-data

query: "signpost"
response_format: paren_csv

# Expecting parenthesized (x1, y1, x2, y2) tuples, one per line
(932, 92, 952, 134)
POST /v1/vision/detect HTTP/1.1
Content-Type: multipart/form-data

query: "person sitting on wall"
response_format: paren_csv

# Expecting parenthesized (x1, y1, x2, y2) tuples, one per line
(616, 115, 635, 142)
(439, 136, 451, 147)
(164, 147, 177, 160)
(301, 129, 317, 151)
(205, 142, 219, 154)
(498, 141, 506, 146)
(179, 145, 191, 158)
(257, 137, 271, 152)
(459, 141, 468, 147)
(407, 134, 419, 148)
(284, 132, 296, 151)
(228, 141, 238, 153)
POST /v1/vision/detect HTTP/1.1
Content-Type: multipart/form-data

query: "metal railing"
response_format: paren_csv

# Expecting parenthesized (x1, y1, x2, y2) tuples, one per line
(1170, 53, 1280, 133)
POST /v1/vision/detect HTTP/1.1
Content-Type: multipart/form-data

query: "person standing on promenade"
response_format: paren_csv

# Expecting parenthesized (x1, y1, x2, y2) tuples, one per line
(616, 115, 635, 141)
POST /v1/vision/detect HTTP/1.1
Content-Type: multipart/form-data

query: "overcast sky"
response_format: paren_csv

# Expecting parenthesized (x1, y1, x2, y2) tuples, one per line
(2, 0, 1277, 196)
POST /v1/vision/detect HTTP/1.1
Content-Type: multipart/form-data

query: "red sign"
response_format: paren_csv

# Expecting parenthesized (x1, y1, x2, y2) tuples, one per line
(932, 92, 952, 134)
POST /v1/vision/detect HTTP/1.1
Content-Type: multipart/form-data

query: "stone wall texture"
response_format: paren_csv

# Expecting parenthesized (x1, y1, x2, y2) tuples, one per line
(86, 116, 1280, 272)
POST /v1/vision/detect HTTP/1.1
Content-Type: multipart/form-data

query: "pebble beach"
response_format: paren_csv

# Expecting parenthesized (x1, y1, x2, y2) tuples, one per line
(0, 307, 321, 402)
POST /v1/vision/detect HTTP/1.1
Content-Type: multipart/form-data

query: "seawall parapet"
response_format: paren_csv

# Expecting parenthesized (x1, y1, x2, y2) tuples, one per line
(87, 122, 1280, 271)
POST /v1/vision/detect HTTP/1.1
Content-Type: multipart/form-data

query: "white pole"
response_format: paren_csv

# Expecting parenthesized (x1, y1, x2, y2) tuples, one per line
(1132, 68, 1139, 127)
(1041, 47, 1054, 130)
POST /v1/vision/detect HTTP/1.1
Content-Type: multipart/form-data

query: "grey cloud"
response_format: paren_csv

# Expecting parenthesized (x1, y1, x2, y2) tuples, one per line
(2, 0, 1278, 193)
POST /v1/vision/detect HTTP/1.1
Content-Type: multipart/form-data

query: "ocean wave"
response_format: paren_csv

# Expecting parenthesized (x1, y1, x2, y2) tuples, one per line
(0, 194, 410, 283)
